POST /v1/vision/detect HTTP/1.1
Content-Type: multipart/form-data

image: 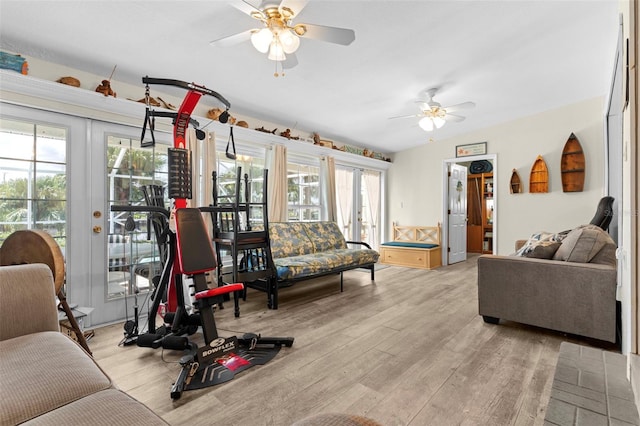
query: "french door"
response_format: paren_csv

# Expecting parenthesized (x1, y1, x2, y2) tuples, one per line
(0, 103, 91, 315)
(335, 166, 381, 249)
(89, 121, 172, 325)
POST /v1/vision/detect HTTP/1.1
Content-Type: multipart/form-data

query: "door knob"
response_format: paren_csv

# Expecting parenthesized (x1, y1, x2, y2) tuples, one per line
(93, 226, 102, 233)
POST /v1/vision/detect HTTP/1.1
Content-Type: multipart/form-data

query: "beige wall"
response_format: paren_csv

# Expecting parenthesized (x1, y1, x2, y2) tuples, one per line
(388, 96, 606, 255)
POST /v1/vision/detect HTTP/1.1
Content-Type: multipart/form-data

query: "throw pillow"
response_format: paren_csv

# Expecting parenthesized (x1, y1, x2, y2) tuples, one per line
(515, 231, 567, 257)
(553, 224, 612, 263)
(522, 241, 562, 259)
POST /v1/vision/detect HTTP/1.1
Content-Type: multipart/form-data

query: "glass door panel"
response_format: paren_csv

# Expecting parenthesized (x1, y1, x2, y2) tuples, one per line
(336, 167, 381, 249)
(0, 104, 87, 315)
(106, 135, 169, 300)
(0, 117, 67, 244)
(90, 121, 171, 325)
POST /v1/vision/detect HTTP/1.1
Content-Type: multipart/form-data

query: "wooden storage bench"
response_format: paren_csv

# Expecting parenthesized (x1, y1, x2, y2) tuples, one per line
(380, 224, 442, 270)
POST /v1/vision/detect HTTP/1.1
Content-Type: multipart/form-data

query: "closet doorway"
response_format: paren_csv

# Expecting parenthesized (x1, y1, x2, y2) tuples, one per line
(442, 154, 497, 266)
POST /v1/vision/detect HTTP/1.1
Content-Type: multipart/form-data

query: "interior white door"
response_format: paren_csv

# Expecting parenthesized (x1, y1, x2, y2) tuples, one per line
(448, 164, 468, 263)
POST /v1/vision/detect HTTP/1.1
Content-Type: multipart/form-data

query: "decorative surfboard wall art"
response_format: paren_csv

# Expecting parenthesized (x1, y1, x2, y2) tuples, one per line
(510, 169, 523, 194)
(561, 133, 585, 192)
(529, 155, 549, 193)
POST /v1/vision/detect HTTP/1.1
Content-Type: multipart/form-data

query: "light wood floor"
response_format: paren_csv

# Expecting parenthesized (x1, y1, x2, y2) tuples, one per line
(89, 255, 616, 426)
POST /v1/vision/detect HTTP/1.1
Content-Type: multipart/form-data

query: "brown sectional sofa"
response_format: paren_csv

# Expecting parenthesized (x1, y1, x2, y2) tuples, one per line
(477, 224, 618, 343)
(0, 263, 168, 425)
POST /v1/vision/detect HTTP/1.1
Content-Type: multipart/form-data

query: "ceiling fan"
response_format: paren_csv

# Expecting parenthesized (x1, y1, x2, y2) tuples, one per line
(210, 0, 355, 75)
(390, 88, 476, 132)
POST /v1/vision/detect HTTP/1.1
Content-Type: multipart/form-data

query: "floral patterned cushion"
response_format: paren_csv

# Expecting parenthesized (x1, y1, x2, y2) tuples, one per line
(302, 222, 347, 252)
(274, 249, 379, 280)
(268, 221, 379, 281)
(269, 222, 314, 258)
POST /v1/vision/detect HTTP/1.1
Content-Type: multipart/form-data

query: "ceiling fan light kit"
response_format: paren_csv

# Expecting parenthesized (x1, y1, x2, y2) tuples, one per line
(247, 5, 304, 63)
(390, 88, 475, 134)
(418, 116, 442, 132)
(212, 1, 355, 77)
(267, 41, 287, 61)
(250, 28, 273, 53)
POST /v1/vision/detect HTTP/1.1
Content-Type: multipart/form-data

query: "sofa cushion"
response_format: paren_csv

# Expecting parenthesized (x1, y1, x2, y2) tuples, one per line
(22, 388, 168, 426)
(0, 331, 112, 425)
(302, 222, 348, 252)
(269, 222, 315, 258)
(0, 264, 61, 341)
(274, 252, 348, 280)
(522, 241, 562, 259)
(274, 249, 379, 281)
(553, 224, 615, 263)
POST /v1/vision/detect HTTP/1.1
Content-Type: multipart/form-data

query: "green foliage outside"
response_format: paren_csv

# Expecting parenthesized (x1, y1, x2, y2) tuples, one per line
(0, 173, 66, 244)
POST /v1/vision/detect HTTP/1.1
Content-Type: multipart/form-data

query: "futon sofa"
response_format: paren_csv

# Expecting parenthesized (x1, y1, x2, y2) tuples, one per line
(477, 224, 618, 343)
(248, 221, 379, 309)
(0, 263, 168, 425)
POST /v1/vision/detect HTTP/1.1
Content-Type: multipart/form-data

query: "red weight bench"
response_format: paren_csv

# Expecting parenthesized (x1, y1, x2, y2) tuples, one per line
(170, 208, 293, 400)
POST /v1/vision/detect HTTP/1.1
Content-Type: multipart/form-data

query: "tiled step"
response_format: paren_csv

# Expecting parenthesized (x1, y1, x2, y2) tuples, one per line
(545, 342, 640, 425)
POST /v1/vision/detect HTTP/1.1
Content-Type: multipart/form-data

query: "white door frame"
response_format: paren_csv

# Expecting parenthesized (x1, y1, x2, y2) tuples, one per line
(442, 154, 498, 266)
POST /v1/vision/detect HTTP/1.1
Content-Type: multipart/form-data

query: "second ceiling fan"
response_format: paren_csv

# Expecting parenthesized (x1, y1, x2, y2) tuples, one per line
(210, 0, 355, 74)
(390, 88, 476, 132)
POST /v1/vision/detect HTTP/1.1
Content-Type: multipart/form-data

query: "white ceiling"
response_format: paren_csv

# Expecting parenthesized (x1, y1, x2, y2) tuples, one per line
(0, 0, 620, 154)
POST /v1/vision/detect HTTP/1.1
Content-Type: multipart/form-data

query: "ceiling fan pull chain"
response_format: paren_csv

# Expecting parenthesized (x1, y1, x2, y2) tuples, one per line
(274, 60, 278, 77)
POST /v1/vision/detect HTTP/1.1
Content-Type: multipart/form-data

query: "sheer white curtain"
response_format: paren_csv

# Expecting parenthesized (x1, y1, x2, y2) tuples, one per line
(267, 144, 287, 222)
(336, 168, 353, 238)
(363, 170, 381, 248)
(321, 156, 337, 222)
(187, 129, 216, 232)
(188, 128, 216, 207)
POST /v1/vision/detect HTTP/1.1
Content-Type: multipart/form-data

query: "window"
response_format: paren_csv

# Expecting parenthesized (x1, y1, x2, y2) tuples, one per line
(215, 153, 266, 226)
(0, 118, 67, 250)
(107, 135, 168, 299)
(287, 161, 320, 221)
(216, 155, 265, 202)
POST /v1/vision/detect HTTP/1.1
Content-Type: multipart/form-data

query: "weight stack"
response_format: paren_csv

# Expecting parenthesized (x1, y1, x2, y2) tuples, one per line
(168, 148, 192, 200)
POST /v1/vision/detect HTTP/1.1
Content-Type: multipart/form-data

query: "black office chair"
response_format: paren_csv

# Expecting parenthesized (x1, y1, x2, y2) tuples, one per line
(589, 196, 615, 231)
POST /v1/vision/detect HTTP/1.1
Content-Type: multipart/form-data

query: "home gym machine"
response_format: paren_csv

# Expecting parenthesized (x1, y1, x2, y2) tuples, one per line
(118, 77, 293, 399)
(170, 208, 293, 400)
(111, 198, 202, 350)
(110, 77, 232, 349)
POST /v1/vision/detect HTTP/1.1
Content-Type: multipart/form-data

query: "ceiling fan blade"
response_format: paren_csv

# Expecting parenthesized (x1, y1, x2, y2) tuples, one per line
(279, 0, 308, 15)
(444, 113, 466, 122)
(232, 0, 265, 18)
(282, 52, 299, 69)
(210, 29, 254, 47)
(388, 113, 422, 120)
(300, 23, 355, 45)
(444, 101, 475, 113)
